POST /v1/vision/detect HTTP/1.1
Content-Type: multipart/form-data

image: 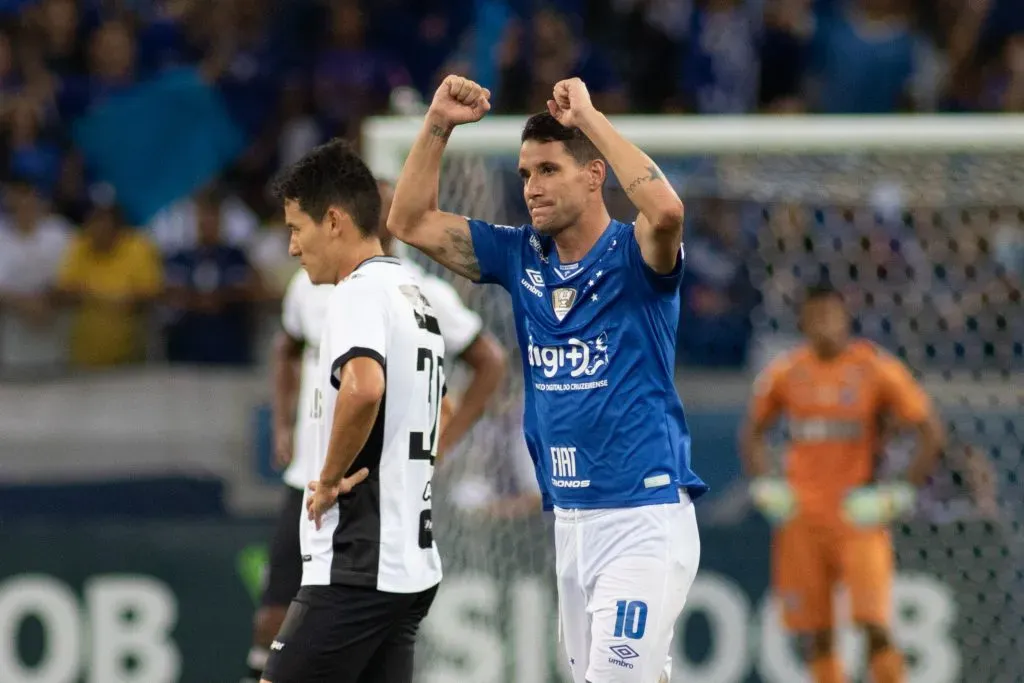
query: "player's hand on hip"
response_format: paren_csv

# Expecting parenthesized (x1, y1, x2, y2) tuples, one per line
(547, 78, 596, 128)
(307, 468, 370, 530)
(428, 75, 491, 127)
(749, 476, 797, 525)
(842, 482, 916, 527)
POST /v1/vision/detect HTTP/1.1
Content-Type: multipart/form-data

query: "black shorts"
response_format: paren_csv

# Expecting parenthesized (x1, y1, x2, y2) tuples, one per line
(261, 487, 305, 608)
(262, 583, 438, 683)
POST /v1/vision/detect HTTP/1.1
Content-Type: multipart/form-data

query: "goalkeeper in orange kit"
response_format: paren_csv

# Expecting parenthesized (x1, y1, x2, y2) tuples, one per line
(739, 283, 945, 683)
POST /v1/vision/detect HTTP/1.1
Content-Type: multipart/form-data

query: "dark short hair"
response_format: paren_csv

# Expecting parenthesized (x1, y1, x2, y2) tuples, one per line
(271, 138, 381, 237)
(801, 281, 844, 308)
(521, 112, 602, 166)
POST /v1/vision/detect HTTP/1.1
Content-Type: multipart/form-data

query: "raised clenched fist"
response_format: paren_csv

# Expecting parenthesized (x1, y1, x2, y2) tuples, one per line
(546, 77, 596, 128)
(428, 75, 491, 128)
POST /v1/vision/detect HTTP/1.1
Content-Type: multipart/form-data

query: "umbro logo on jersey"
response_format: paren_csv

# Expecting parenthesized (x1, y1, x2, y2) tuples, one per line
(525, 269, 545, 287)
(520, 273, 544, 298)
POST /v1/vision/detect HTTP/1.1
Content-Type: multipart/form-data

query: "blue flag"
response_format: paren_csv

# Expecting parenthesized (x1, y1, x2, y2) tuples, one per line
(73, 67, 245, 224)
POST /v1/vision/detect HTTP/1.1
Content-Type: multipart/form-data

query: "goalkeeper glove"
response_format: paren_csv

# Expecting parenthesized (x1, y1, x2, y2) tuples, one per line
(842, 482, 916, 527)
(749, 477, 797, 525)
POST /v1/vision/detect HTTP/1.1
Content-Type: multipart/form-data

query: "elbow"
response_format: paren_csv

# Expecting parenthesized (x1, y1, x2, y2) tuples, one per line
(385, 213, 413, 241)
(465, 332, 508, 384)
(926, 414, 947, 452)
(652, 200, 685, 234)
(274, 331, 302, 360)
(385, 205, 426, 243)
(483, 336, 508, 383)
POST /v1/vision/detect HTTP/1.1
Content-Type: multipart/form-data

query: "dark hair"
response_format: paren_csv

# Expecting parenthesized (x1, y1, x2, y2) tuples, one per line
(521, 112, 602, 166)
(801, 280, 844, 308)
(271, 138, 381, 237)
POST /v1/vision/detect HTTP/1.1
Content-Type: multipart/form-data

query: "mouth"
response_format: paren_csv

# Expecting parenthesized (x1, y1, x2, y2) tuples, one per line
(529, 204, 554, 219)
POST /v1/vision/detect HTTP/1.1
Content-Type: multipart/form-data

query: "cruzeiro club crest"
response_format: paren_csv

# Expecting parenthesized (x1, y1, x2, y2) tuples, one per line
(552, 287, 577, 321)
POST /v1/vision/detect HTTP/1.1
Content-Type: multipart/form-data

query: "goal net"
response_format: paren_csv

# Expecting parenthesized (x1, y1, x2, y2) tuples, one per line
(365, 115, 1024, 683)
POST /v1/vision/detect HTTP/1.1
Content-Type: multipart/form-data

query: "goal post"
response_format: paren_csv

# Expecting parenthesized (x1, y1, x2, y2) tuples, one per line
(365, 114, 1024, 177)
(364, 114, 1024, 683)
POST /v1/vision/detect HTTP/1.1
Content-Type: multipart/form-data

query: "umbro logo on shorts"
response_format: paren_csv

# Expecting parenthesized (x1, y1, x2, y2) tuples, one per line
(270, 641, 285, 651)
(609, 644, 639, 660)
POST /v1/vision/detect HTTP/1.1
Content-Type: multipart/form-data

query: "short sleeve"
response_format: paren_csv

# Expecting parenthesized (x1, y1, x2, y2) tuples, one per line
(876, 354, 931, 424)
(280, 270, 307, 341)
(418, 274, 482, 357)
(467, 219, 525, 290)
(625, 223, 685, 295)
(750, 356, 789, 425)
(326, 281, 388, 391)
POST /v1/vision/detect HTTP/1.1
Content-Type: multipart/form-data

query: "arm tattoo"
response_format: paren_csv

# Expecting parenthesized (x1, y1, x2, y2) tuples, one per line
(623, 165, 664, 196)
(439, 224, 481, 281)
(429, 124, 453, 142)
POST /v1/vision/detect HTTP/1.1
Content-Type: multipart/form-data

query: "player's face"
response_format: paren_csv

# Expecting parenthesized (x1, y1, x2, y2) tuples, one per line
(518, 140, 592, 235)
(285, 199, 337, 285)
(801, 296, 851, 357)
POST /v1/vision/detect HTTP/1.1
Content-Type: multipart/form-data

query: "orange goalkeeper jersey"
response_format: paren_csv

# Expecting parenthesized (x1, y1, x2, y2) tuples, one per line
(750, 341, 931, 522)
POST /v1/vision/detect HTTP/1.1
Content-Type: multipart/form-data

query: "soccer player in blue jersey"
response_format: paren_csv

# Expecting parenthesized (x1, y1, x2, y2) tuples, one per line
(388, 75, 707, 683)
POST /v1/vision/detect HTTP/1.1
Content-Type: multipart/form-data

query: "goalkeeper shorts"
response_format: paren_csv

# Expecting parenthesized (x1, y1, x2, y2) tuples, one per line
(554, 490, 700, 683)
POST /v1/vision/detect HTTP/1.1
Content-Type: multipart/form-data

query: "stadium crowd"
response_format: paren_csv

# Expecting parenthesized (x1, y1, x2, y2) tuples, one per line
(0, 0, 1022, 376)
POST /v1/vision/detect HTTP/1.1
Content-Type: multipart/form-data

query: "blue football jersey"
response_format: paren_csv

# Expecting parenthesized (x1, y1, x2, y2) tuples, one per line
(468, 218, 708, 510)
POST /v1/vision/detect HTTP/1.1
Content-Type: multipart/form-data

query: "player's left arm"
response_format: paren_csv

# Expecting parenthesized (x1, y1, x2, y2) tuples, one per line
(421, 275, 508, 459)
(319, 284, 388, 488)
(437, 332, 506, 460)
(877, 354, 946, 487)
(320, 356, 386, 486)
(554, 78, 684, 274)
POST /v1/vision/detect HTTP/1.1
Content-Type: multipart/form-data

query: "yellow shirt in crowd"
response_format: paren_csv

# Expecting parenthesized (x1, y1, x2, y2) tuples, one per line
(57, 232, 163, 367)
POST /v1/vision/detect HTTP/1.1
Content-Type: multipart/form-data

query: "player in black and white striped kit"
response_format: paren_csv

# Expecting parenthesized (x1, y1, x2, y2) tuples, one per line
(244, 181, 506, 683)
(260, 139, 451, 683)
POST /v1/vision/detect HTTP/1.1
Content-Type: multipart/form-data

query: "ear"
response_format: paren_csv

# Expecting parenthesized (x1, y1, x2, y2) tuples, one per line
(587, 159, 606, 191)
(325, 206, 347, 237)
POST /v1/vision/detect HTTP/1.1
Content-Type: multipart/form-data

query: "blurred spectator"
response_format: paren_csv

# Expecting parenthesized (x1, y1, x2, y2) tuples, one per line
(313, 0, 411, 143)
(677, 200, 758, 367)
(163, 191, 261, 366)
(0, 177, 71, 371)
(276, 80, 323, 170)
(681, 0, 761, 114)
(499, 7, 628, 114)
(808, 0, 942, 113)
(54, 197, 163, 367)
(614, 0, 691, 112)
(148, 184, 258, 255)
(56, 16, 138, 120)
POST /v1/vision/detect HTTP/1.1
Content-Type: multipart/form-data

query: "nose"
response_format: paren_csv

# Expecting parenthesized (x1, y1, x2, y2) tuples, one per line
(524, 176, 544, 201)
(288, 235, 300, 258)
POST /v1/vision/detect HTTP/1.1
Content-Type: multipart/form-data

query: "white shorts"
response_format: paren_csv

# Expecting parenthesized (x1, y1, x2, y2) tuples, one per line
(555, 491, 700, 683)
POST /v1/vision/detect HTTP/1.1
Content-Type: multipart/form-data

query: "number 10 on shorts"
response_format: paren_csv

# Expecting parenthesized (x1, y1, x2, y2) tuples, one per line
(613, 600, 647, 640)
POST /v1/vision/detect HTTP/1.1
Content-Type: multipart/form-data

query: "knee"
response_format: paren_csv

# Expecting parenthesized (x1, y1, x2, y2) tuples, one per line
(861, 623, 894, 654)
(797, 631, 835, 662)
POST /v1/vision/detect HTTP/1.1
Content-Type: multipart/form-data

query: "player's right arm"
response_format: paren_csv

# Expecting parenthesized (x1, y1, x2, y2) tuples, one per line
(387, 75, 491, 282)
(272, 272, 305, 468)
(739, 358, 788, 478)
(740, 356, 796, 524)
